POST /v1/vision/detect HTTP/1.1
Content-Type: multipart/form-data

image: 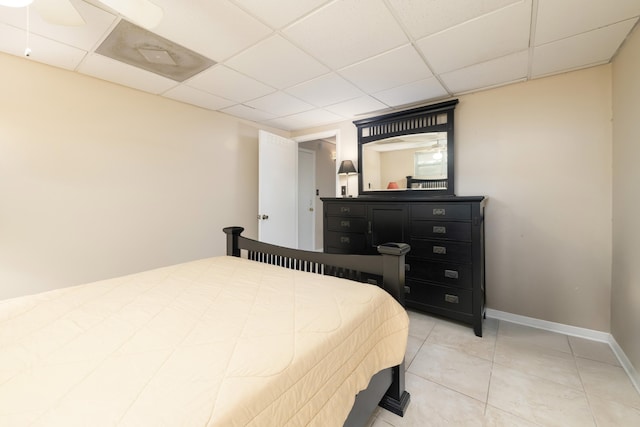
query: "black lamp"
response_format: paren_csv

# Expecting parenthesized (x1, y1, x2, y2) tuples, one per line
(338, 160, 358, 197)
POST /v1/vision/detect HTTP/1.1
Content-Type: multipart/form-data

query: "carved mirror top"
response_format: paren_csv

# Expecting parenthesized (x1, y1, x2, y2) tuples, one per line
(354, 99, 458, 197)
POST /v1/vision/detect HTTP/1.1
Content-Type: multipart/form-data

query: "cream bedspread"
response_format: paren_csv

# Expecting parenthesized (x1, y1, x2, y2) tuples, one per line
(0, 256, 409, 426)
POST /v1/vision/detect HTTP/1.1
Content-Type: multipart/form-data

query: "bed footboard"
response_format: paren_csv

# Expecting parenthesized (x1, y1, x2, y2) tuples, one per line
(223, 226, 410, 421)
(223, 226, 409, 306)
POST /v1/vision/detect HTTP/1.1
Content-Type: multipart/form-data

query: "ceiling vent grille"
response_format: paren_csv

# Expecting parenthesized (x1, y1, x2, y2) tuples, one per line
(96, 20, 215, 82)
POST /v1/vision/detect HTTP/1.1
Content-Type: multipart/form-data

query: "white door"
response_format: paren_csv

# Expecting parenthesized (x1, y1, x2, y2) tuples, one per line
(258, 130, 297, 247)
(298, 149, 316, 250)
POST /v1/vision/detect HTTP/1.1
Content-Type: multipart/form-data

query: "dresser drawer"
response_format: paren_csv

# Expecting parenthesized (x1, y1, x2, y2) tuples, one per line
(325, 231, 366, 253)
(327, 216, 367, 233)
(405, 280, 472, 315)
(326, 203, 366, 217)
(406, 258, 472, 289)
(409, 238, 472, 263)
(411, 220, 472, 241)
(411, 203, 471, 220)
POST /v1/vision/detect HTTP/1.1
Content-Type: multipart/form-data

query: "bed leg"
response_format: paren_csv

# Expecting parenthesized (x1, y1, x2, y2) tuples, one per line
(376, 243, 411, 416)
(379, 361, 410, 416)
(223, 226, 244, 257)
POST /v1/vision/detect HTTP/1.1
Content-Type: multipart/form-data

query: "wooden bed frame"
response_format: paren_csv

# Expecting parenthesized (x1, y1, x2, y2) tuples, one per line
(406, 175, 448, 189)
(223, 227, 411, 426)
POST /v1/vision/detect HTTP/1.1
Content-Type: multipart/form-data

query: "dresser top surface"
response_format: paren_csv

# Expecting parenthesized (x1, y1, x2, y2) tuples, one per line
(321, 195, 486, 203)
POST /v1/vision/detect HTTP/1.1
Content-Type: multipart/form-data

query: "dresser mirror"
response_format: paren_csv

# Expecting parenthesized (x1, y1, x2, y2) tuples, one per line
(354, 99, 458, 197)
(362, 131, 448, 191)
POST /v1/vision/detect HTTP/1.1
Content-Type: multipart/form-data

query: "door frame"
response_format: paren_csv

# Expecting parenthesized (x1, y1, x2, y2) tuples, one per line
(293, 129, 340, 251)
(293, 129, 341, 196)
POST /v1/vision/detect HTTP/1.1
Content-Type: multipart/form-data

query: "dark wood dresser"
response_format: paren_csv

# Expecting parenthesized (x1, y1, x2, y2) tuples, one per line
(322, 196, 486, 336)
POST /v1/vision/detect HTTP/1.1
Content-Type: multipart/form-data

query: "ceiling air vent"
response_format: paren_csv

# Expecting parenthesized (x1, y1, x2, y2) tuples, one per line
(96, 19, 215, 82)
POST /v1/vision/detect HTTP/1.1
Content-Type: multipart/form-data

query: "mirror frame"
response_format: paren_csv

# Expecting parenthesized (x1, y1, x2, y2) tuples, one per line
(354, 99, 458, 197)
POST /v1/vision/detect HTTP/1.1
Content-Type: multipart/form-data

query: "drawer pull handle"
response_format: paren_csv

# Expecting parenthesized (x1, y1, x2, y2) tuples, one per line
(340, 220, 351, 228)
(340, 236, 351, 244)
(404, 286, 411, 294)
(444, 294, 459, 304)
(340, 207, 350, 213)
(433, 208, 446, 216)
(433, 226, 447, 234)
(433, 246, 447, 255)
(444, 269, 459, 279)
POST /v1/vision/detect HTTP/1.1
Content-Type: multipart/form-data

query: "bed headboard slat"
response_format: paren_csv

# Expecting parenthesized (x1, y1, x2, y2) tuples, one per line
(223, 227, 409, 305)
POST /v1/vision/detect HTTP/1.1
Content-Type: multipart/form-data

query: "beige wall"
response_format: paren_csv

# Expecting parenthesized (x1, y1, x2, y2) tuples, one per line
(1, 48, 621, 338)
(612, 27, 640, 373)
(457, 67, 613, 331)
(380, 148, 413, 188)
(0, 53, 285, 300)
(363, 149, 381, 190)
(299, 66, 614, 332)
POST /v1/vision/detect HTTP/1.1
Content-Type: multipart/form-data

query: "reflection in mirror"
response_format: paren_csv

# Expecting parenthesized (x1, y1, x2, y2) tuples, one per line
(362, 132, 448, 191)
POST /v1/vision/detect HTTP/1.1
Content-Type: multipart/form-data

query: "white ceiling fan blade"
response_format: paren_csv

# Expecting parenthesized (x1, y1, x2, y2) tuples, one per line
(0, 1, 34, 7)
(33, 0, 85, 26)
(99, 0, 162, 29)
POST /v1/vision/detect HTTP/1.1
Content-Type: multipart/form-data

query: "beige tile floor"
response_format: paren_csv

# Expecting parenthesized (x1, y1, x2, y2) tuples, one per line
(367, 310, 640, 427)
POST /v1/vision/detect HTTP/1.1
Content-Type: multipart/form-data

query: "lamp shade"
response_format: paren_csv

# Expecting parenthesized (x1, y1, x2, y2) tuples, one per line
(338, 160, 357, 175)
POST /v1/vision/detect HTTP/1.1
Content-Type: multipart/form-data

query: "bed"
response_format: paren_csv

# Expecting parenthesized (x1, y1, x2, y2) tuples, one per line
(0, 226, 410, 426)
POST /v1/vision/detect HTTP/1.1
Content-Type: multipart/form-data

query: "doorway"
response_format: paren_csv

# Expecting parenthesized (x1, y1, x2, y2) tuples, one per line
(298, 148, 316, 250)
(295, 131, 338, 251)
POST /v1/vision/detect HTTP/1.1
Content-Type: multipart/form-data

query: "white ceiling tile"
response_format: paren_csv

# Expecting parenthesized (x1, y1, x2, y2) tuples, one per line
(0, 0, 116, 51)
(283, 0, 408, 69)
(246, 91, 314, 116)
(0, 23, 87, 70)
(441, 50, 529, 93)
(416, 0, 531, 74)
(388, 0, 521, 39)
(186, 65, 275, 103)
(339, 44, 433, 93)
(535, 0, 640, 46)
(220, 104, 277, 123)
(163, 85, 236, 111)
(151, 0, 272, 61)
(2, 0, 639, 131)
(266, 109, 345, 131)
(225, 35, 329, 89)
(285, 73, 363, 107)
(532, 19, 638, 77)
(373, 77, 448, 107)
(325, 96, 389, 118)
(232, 0, 331, 29)
(78, 53, 177, 94)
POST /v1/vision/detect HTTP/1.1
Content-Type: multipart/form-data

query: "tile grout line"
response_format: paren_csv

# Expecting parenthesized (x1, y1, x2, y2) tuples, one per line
(482, 318, 502, 417)
(568, 333, 600, 427)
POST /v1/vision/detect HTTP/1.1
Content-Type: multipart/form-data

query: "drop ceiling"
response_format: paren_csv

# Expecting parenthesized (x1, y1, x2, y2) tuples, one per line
(1, 0, 639, 131)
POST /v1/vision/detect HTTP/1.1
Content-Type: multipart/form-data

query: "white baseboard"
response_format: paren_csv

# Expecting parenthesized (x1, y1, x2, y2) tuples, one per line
(485, 308, 610, 341)
(608, 335, 640, 395)
(485, 308, 640, 395)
